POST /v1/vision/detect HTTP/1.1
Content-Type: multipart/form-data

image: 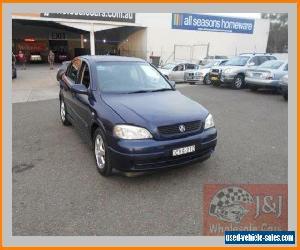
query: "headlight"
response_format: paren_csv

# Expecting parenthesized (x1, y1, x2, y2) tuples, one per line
(204, 114, 215, 129)
(224, 68, 234, 74)
(113, 125, 152, 139)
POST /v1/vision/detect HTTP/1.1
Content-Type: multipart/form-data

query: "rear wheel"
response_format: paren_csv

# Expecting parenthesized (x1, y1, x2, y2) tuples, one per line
(60, 99, 71, 126)
(93, 128, 112, 176)
(233, 75, 244, 89)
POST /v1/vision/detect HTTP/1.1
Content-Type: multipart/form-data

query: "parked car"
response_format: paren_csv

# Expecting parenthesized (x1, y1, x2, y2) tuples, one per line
(56, 60, 71, 81)
(185, 59, 228, 85)
(279, 74, 288, 101)
(209, 53, 278, 89)
(158, 62, 199, 82)
(30, 53, 42, 63)
(59, 56, 217, 176)
(200, 55, 228, 65)
(245, 60, 288, 91)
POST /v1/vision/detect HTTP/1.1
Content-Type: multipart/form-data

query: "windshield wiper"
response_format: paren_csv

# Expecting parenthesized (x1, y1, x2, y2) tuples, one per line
(150, 88, 173, 92)
(127, 90, 152, 94)
(127, 88, 172, 94)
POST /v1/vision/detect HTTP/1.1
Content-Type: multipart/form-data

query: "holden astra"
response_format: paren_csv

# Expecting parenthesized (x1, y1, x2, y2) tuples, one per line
(59, 56, 217, 176)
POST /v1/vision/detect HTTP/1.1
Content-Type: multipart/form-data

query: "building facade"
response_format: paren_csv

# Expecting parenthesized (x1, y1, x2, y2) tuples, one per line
(12, 12, 270, 64)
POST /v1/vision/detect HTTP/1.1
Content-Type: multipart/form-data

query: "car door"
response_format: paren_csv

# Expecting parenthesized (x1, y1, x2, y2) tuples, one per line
(70, 61, 94, 136)
(61, 58, 82, 123)
(169, 64, 185, 82)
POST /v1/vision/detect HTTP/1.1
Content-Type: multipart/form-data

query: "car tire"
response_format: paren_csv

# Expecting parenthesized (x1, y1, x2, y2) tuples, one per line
(233, 75, 244, 89)
(60, 98, 71, 126)
(93, 128, 112, 176)
(203, 74, 211, 85)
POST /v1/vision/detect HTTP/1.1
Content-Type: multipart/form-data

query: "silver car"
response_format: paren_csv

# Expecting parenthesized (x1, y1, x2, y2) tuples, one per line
(209, 54, 277, 89)
(184, 59, 228, 85)
(245, 60, 288, 91)
(158, 62, 199, 83)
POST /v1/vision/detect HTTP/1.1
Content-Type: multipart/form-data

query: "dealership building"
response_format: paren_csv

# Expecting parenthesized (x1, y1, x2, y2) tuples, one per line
(12, 12, 270, 64)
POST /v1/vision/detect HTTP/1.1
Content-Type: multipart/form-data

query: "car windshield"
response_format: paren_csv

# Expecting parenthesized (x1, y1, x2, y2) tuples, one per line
(224, 56, 250, 66)
(162, 64, 176, 70)
(259, 60, 284, 69)
(203, 62, 214, 68)
(96, 62, 172, 94)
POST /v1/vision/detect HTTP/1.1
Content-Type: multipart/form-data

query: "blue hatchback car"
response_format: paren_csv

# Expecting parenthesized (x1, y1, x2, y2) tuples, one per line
(59, 56, 217, 176)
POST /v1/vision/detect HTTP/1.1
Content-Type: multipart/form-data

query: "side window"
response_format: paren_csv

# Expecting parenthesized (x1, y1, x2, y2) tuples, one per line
(258, 56, 268, 65)
(173, 64, 185, 71)
(79, 62, 91, 89)
(67, 59, 81, 83)
(249, 56, 260, 66)
(185, 64, 196, 70)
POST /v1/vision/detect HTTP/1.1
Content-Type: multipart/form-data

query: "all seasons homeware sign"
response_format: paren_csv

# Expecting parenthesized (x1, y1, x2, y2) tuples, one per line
(172, 13, 254, 34)
(40, 12, 135, 23)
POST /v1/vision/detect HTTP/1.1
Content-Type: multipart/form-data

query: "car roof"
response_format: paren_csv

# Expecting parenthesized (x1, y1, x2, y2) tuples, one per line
(80, 55, 146, 63)
(239, 53, 276, 57)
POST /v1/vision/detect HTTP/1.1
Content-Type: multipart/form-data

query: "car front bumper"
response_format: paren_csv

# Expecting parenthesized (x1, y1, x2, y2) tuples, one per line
(245, 77, 280, 88)
(220, 73, 235, 83)
(280, 83, 288, 95)
(108, 128, 217, 172)
(185, 75, 202, 83)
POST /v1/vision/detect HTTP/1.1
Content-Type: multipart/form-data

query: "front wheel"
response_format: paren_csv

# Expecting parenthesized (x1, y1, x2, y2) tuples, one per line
(233, 75, 244, 89)
(203, 74, 211, 85)
(93, 128, 112, 176)
(60, 99, 71, 126)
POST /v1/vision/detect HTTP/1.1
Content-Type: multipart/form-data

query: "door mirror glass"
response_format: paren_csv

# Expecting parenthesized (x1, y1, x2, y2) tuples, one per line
(71, 84, 88, 95)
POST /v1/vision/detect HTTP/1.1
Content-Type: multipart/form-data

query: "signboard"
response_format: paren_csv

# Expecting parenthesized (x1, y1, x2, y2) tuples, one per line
(41, 12, 135, 23)
(172, 13, 254, 34)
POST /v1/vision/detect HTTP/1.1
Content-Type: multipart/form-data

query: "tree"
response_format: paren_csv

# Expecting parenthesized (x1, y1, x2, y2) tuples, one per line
(261, 13, 288, 53)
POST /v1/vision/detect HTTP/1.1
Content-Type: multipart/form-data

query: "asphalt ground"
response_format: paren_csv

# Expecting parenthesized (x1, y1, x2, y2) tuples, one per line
(12, 84, 287, 236)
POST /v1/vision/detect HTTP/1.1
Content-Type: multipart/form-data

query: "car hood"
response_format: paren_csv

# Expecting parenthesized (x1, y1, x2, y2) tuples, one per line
(158, 68, 172, 76)
(102, 91, 208, 129)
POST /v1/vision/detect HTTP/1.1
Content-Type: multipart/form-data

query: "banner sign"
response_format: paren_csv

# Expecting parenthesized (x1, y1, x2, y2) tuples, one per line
(172, 13, 255, 34)
(40, 12, 135, 23)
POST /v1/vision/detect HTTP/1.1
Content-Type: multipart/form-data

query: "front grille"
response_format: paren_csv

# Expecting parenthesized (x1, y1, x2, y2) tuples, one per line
(211, 69, 219, 73)
(158, 121, 202, 135)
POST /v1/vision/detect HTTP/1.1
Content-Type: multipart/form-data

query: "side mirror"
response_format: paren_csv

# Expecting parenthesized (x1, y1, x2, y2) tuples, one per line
(71, 84, 88, 95)
(169, 80, 176, 89)
(248, 62, 255, 67)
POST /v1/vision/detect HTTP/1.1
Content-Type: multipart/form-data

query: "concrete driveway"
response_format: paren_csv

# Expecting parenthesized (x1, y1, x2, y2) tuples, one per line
(12, 84, 288, 236)
(12, 64, 60, 103)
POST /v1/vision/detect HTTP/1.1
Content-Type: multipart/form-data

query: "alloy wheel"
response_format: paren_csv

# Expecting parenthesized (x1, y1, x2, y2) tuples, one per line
(60, 101, 66, 122)
(95, 134, 106, 169)
(235, 77, 243, 89)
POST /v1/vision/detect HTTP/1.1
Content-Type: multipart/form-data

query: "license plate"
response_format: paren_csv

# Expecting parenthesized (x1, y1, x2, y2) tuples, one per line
(211, 76, 218, 81)
(172, 145, 195, 156)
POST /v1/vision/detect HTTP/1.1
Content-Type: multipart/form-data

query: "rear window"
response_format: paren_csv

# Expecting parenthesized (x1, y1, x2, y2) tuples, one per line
(258, 60, 284, 69)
